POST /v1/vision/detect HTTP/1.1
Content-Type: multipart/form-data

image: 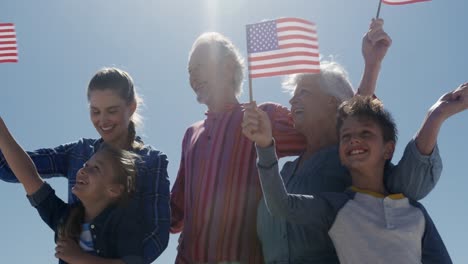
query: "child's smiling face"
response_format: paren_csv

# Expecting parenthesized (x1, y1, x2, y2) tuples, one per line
(339, 116, 395, 173)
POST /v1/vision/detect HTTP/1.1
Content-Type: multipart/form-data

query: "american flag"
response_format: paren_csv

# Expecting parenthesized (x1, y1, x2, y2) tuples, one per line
(0, 23, 18, 63)
(382, 0, 430, 5)
(246, 17, 319, 79)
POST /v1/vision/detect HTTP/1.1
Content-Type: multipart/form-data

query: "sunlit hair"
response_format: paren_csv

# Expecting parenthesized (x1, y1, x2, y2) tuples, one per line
(336, 96, 398, 144)
(58, 143, 139, 241)
(283, 60, 354, 103)
(189, 32, 245, 97)
(87, 67, 144, 150)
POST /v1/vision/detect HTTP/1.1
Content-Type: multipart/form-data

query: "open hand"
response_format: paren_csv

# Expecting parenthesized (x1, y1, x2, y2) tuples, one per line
(429, 83, 468, 121)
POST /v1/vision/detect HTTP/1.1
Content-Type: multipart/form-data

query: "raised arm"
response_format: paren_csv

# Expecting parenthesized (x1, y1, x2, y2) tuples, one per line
(356, 18, 392, 96)
(415, 83, 468, 155)
(0, 138, 80, 183)
(386, 83, 468, 200)
(0, 117, 43, 195)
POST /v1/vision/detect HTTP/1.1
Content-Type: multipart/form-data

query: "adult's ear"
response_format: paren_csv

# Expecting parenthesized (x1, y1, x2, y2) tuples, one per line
(129, 100, 137, 115)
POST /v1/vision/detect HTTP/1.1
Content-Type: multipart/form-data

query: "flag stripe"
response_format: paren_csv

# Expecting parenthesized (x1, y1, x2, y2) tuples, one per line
(0, 23, 18, 63)
(250, 68, 319, 78)
(277, 26, 316, 35)
(250, 60, 320, 70)
(0, 51, 18, 55)
(248, 51, 319, 62)
(279, 43, 319, 50)
(382, 0, 431, 5)
(278, 34, 318, 42)
(0, 41, 17, 45)
(277, 17, 315, 26)
(249, 56, 319, 67)
(0, 44, 17, 49)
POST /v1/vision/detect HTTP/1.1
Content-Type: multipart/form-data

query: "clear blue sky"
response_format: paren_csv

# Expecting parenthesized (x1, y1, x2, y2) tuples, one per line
(1, 1, 466, 263)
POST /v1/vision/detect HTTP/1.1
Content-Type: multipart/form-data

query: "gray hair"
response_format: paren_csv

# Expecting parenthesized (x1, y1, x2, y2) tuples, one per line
(283, 61, 354, 103)
(189, 32, 245, 98)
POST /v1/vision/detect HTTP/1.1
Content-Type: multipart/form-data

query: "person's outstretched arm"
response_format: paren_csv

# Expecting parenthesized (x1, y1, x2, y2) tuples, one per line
(0, 117, 43, 195)
(386, 83, 468, 199)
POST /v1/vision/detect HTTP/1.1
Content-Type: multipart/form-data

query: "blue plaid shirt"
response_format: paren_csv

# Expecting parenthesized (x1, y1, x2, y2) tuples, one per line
(0, 137, 170, 263)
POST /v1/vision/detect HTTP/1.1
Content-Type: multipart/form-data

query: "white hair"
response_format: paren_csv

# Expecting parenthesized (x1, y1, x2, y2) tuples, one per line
(283, 60, 354, 103)
(189, 32, 245, 98)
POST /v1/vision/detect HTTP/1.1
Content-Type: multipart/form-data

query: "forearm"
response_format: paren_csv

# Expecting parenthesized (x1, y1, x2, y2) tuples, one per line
(385, 139, 442, 200)
(0, 119, 43, 195)
(256, 142, 290, 216)
(414, 110, 445, 155)
(356, 62, 381, 96)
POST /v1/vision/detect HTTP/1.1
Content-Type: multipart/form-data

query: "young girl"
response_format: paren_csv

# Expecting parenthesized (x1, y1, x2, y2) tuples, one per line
(0, 116, 144, 264)
(0, 68, 170, 262)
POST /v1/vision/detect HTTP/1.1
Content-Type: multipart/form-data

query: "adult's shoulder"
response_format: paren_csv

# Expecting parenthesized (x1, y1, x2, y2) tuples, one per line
(135, 143, 169, 168)
(45, 138, 99, 154)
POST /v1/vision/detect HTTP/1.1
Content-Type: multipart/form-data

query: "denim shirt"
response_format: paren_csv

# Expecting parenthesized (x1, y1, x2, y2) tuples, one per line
(0, 137, 170, 263)
(28, 183, 145, 264)
(256, 139, 443, 263)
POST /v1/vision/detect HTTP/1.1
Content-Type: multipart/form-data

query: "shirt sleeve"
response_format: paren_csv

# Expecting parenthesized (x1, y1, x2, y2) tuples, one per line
(256, 141, 338, 228)
(384, 139, 442, 200)
(261, 103, 306, 158)
(170, 131, 189, 234)
(418, 204, 452, 263)
(27, 182, 68, 232)
(0, 141, 79, 182)
(146, 151, 171, 261)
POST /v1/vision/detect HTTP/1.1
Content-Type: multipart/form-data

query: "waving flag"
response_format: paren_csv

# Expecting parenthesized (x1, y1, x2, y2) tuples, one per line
(382, 0, 431, 5)
(0, 23, 18, 63)
(246, 17, 319, 79)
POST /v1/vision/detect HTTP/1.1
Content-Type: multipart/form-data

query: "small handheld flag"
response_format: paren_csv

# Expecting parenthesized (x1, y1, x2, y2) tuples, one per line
(246, 17, 320, 79)
(0, 23, 18, 63)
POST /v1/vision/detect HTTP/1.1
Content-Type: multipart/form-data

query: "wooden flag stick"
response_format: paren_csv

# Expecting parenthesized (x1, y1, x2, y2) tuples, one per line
(248, 77, 253, 103)
(376, 0, 383, 18)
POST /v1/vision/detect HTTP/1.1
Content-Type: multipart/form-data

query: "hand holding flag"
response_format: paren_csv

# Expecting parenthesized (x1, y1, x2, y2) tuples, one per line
(362, 18, 392, 66)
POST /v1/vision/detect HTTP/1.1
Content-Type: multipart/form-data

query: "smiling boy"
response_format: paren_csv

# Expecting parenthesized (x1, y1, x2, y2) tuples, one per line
(243, 85, 468, 263)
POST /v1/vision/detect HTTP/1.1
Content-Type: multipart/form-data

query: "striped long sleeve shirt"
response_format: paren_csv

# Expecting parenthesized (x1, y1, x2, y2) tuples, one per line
(170, 102, 305, 263)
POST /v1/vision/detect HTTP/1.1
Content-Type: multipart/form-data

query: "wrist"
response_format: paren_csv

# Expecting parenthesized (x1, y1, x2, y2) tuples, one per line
(257, 138, 274, 148)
